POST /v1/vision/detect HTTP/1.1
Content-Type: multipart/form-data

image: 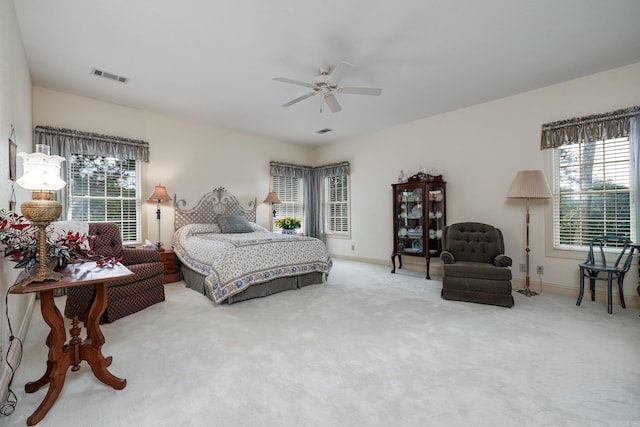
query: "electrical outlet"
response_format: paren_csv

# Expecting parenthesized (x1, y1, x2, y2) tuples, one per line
(536, 265, 544, 275)
(351, 245, 355, 251)
(519, 263, 525, 273)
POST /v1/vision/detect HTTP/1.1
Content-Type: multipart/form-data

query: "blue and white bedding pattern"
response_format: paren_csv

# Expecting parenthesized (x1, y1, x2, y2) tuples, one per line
(172, 223, 332, 303)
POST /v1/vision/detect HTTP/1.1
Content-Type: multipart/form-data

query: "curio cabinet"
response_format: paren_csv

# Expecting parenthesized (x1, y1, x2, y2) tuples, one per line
(391, 175, 446, 279)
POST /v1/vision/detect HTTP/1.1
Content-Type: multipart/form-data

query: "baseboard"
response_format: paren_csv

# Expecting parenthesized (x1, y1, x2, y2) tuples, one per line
(331, 255, 444, 277)
(511, 278, 640, 309)
(0, 294, 36, 405)
(332, 254, 389, 267)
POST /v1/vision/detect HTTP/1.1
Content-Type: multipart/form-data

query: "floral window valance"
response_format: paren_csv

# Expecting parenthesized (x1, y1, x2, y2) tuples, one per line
(34, 125, 150, 162)
(540, 105, 640, 149)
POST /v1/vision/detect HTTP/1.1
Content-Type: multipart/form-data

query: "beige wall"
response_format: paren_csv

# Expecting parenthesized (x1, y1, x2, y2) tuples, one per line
(33, 87, 314, 244)
(315, 62, 640, 298)
(0, 0, 35, 401)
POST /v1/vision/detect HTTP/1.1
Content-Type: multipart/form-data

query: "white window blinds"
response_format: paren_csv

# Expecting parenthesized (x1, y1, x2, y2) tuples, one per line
(325, 175, 350, 234)
(271, 175, 304, 230)
(68, 154, 142, 244)
(553, 136, 633, 248)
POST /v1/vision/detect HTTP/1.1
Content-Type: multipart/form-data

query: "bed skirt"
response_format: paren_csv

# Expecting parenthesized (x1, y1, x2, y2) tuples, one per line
(180, 264, 324, 304)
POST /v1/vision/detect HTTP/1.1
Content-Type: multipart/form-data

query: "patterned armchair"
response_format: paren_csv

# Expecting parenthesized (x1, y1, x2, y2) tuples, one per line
(64, 222, 165, 323)
(440, 222, 514, 308)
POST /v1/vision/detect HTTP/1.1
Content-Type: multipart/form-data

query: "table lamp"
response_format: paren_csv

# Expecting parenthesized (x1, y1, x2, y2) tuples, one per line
(263, 192, 281, 218)
(15, 144, 67, 286)
(147, 184, 171, 251)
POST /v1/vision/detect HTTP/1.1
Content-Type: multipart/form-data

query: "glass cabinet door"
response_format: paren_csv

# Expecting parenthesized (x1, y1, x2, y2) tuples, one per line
(395, 186, 425, 255)
(427, 186, 445, 257)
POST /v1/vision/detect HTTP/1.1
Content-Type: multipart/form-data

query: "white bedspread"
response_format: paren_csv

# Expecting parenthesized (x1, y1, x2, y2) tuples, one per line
(173, 224, 332, 303)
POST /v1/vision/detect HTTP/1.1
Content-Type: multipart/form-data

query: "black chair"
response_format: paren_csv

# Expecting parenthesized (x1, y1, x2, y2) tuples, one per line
(440, 222, 514, 308)
(577, 235, 635, 314)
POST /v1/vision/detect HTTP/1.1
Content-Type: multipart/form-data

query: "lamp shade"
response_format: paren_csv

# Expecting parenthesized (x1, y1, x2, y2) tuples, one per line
(263, 192, 281, 204)
(147, 185, 171, 203)
(16, 152, 67, 191)
(507, 170, 552, 199)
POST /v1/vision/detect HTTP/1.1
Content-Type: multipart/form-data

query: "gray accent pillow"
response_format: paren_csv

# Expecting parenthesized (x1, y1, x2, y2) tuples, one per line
(216, 215, 253, 233)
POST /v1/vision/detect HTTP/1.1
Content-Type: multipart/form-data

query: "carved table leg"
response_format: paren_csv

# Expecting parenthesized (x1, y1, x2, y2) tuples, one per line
(24, 283, 126, 426)
(24, 290, 71, 426)
(24, 360, 53, 394)
(81, 282, 126, 390)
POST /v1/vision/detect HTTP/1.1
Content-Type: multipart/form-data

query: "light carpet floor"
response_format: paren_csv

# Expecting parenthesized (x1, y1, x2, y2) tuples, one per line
(3, 259, 640, 427)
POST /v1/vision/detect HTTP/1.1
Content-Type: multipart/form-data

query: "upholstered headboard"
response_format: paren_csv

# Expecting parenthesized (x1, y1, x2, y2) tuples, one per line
(173, 187, 257, 230)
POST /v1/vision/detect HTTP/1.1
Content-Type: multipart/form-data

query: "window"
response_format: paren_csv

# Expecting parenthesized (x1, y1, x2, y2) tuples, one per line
(552, 136, 634, 249)
(325, 175, 350, 235)
(271, 175, 304, 230)
(68, 154, 142, 244)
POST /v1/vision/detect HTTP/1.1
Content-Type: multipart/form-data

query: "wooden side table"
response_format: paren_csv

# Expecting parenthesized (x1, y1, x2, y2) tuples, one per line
(10, 262, 133, 426)
(159, 248, 180, 283)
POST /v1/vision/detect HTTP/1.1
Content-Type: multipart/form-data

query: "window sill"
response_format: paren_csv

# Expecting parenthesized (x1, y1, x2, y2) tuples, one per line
(324, 232, 351, 240)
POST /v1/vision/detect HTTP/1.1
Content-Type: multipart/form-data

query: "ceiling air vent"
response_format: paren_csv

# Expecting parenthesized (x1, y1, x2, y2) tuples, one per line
(316, 128, 333, 134)
(91, 68, 129, 84)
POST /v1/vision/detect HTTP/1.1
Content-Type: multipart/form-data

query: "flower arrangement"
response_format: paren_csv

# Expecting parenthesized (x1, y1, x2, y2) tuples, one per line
(275, 217, 301, 230)
(0, 210, 94, 272)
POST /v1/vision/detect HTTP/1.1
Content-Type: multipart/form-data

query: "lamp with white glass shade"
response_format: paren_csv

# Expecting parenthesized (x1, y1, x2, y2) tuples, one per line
(15, 144, 66, 286)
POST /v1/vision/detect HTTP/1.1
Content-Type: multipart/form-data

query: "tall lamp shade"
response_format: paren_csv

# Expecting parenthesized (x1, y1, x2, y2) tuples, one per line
(147, 185, 171, 251)
(507, 170, 552, 296)
(263, 192, 281, 218)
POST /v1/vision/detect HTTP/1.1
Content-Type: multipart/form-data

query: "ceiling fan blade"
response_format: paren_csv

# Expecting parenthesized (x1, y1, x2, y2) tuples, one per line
(281, 92, 316, 107)
(324, 93, 342, 113)
(340, 87, 382, 96)
(328, 61, 353, 84)
(273, 77, 314, 88)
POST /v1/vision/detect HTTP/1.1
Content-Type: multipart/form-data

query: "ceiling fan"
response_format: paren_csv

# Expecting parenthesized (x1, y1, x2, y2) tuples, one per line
(273, 61, 382, 113)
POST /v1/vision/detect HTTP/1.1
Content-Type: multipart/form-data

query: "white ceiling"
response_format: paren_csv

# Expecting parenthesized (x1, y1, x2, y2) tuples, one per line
(13, 0, 640, 146)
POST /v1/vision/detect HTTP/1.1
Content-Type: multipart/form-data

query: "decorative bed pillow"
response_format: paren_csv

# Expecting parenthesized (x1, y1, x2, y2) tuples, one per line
(216, 215, 254, 233)
(250, 222, 270, 232)
(178, 223, 222, 236)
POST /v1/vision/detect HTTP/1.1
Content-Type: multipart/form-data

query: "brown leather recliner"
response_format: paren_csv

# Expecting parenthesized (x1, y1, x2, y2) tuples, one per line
(440, 222, 514, 308)
(64, 222, 165, 323)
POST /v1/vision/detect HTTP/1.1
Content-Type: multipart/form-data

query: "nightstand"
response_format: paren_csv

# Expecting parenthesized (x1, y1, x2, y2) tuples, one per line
(159, 248, 180, 284)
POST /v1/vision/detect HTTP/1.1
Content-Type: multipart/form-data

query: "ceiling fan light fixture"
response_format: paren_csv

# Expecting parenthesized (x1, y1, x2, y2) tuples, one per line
(274, 61, 381, 113)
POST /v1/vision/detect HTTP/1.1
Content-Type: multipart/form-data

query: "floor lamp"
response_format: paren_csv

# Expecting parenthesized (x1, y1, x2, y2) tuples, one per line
(507, 170, 552, 297)
(147, 184, 171, 251)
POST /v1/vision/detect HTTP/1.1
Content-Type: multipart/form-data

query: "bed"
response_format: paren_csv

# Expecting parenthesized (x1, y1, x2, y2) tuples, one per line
(172, 187, 332, 304)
